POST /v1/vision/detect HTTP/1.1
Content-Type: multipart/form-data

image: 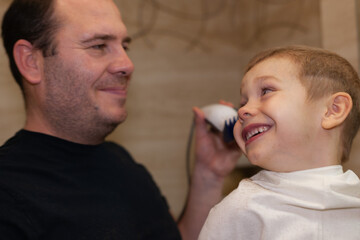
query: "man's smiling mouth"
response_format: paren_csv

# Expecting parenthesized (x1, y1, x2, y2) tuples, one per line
(242, 124, 271, 143)
(98, 85, 127, 96)
(102, 87, 126, 94)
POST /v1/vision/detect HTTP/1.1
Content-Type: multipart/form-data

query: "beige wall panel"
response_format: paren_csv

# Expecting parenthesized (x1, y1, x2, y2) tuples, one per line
(0, 0, 25, 145)
(112, 0, 322, 216)
(320, 0, 359, 68)
(320, 0, 360, 175)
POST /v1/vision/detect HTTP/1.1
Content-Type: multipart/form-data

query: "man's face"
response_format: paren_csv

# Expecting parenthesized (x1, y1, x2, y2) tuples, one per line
(233, 57, 326, 172)
(41, 0, 134, 142)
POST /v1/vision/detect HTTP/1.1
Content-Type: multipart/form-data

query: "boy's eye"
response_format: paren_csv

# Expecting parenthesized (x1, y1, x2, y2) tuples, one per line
(261, 88, 273, 96)
(239, 100, 247, 108)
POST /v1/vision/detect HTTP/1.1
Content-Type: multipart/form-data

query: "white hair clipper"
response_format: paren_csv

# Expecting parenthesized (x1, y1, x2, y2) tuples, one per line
(201, 104, 238, 142)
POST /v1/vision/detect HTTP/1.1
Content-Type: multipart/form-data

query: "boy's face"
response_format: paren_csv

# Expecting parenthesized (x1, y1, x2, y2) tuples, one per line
(233, 57, 327, 172)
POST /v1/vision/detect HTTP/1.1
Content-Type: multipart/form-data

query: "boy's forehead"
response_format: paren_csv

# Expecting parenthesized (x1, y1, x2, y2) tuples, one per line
(244, 57, 298, 79)
(240, 56, 300, 92)
(249, 56, 297, 73)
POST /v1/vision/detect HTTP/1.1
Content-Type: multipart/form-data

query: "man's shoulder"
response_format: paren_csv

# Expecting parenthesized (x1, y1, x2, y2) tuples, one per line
(102, 141, 127, 152)
(0, 131, 25, 160)
(101, 141, 134, 160)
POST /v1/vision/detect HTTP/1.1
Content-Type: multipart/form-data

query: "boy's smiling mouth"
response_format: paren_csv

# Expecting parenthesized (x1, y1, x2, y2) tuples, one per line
(242, 124, 271, 145)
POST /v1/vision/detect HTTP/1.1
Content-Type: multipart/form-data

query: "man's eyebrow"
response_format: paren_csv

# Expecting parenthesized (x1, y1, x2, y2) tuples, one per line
(123, 36, 132, 44)
(81, 34, 132, 44)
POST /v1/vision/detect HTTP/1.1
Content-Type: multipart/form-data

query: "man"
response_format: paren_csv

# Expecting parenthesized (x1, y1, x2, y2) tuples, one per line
(0, 0, 240, 239)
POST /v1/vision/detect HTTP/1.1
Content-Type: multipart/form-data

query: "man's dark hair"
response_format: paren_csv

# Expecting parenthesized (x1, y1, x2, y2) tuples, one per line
(1, 0, 61, 89)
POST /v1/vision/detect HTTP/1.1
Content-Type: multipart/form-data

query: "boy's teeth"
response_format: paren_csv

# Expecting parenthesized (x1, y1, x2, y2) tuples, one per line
(246, 126, 269, 141)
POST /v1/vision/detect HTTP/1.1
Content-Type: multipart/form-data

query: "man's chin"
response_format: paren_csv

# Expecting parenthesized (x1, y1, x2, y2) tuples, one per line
(100, 114, 127, 139)
(95, 108, 128, 132)
(109, 110, 128, 125)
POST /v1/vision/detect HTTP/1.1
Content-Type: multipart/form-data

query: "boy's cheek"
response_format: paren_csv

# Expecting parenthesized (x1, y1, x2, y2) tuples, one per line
(233, 122, 244, 148)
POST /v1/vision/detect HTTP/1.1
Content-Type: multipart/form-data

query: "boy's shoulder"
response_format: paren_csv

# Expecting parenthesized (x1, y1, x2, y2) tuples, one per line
(212, 175, 268, 214)
(199, 177, 266, 240)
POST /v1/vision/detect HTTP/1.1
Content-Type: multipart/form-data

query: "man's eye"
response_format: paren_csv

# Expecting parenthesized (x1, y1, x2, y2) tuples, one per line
(122, 44, 130, 52)
(91, 44, 106, 50)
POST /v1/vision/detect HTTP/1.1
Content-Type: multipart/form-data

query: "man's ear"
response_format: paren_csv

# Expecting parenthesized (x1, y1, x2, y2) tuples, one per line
(13, 39, 43, 85)
(322, 92, 352, 130)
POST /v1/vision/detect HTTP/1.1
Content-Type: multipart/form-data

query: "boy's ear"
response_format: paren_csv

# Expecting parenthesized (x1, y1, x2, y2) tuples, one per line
(13, 39, 43, 85)
(322, 92, 352, 130)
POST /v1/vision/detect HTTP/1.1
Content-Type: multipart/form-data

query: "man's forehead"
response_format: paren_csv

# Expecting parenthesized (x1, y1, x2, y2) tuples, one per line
(53, 0, 127, 37)
(55, 0, 121, 19)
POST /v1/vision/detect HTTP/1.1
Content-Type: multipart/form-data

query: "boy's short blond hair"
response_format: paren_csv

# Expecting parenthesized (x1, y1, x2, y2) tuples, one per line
(245, 45, 360, 162)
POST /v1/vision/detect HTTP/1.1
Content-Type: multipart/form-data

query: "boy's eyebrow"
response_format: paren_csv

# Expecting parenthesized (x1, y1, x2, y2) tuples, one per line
(255, 75, 280, 83)
(81, 34, 132, 44)
(240, 75, 280, 95)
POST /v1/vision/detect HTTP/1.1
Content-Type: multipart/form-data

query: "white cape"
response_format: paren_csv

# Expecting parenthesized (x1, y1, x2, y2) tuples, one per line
(199, 165, 360, 240)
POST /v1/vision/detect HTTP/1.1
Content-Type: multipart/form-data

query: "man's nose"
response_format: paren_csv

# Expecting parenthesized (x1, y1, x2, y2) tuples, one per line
(108, 49, 134, 77)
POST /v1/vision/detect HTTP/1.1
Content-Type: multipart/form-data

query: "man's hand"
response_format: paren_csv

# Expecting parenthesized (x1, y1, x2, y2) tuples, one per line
(178, 101, 241, 240)
(192, 101, 241, 180)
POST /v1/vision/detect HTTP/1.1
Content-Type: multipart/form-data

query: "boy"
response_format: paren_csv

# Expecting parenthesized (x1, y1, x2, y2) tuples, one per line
(198, 45, 360, 239)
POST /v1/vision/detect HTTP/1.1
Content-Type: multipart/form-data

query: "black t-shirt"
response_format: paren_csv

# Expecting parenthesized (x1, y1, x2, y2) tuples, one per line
(0, 130, 181, 240)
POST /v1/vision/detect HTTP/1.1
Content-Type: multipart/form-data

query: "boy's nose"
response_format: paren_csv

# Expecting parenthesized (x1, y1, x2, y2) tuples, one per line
(238, 104, 256, 123)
